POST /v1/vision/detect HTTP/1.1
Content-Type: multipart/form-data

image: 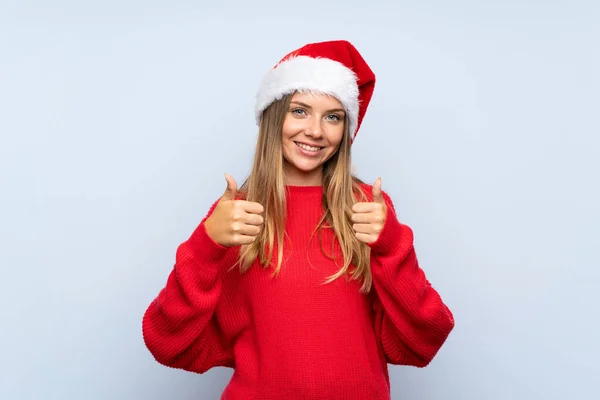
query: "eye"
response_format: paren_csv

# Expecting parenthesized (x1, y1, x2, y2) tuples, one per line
(291, 108, 307, 116)
(326, 114, 342, 122)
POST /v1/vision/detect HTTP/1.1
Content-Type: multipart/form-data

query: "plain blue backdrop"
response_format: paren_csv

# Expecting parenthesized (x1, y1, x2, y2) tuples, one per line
(1, 1, 599, 399)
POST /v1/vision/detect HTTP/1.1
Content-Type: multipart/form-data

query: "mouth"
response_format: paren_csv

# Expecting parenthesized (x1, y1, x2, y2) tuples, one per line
(295, 142, 324, 152)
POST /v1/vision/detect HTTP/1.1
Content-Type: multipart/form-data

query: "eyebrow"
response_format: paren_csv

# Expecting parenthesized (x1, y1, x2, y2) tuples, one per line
(290, 101, 346, 114)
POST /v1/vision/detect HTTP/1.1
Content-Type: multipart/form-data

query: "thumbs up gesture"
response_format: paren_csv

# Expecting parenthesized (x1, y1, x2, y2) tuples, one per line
(351, 178, 388, 244)
(204, 173, 265, 247)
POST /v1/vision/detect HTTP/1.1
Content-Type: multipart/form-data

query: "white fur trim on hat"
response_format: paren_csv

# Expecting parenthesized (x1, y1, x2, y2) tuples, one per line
(255, 55, 360, 136)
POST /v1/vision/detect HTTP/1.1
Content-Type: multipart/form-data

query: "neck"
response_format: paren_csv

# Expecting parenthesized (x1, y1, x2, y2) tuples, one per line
(283, 165, 323, 186)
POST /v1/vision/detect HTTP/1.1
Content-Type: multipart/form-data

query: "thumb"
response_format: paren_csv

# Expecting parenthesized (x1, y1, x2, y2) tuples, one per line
(372, 177, 384, 204)
(222, 173, 238, 200)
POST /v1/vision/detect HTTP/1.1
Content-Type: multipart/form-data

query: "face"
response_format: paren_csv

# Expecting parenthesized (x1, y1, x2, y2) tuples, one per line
(281, 92, 346, 186)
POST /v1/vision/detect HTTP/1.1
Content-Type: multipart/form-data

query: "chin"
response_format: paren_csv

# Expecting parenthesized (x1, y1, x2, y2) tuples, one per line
(292, 163, 322, 174)
(290, 160, 323, 172)
(284, 156, 323, 175)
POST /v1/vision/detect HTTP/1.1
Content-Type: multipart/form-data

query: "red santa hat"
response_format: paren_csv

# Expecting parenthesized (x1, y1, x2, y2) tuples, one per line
(255, 40, 376, 142)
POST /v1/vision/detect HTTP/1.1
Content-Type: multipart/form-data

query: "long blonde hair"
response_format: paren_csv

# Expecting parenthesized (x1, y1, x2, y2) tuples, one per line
(237, 93, 372, 293)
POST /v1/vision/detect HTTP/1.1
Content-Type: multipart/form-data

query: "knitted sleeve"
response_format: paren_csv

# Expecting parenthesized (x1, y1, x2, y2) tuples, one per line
(142, 200, 237, 373)
(368, 191, 455, 367)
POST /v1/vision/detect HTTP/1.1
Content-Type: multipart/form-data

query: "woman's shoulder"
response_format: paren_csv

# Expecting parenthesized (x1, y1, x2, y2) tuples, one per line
(352, 177, 372, 200)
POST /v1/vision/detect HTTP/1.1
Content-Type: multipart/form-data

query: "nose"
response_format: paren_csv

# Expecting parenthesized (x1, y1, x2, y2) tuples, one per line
(305, 117, 324, 139)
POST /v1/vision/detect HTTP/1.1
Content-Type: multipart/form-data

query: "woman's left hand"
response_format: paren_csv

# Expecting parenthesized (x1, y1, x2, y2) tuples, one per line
(351, 178, 388, 244)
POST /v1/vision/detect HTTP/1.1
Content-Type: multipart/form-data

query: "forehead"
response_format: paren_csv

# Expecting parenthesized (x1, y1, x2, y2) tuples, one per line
(290, 91, 343, 109)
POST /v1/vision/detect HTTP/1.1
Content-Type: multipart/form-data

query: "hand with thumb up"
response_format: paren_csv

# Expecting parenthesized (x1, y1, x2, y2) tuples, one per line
(351, 177, 388, 244)
(204, 173, 265, 247)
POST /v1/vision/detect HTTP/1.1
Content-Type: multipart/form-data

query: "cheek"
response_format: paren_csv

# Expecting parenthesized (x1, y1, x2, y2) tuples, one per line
(281, 122, 296, 160)
(281, 117, 304, 140)
(328, 126, 345, 148)
(281, 120, 292, 139)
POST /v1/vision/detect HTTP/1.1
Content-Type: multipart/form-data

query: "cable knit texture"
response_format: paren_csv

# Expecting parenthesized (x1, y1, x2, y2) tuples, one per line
(142, 184, 454, 400)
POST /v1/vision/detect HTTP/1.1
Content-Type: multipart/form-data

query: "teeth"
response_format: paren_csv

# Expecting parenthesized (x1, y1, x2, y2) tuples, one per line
(296, 142, 320, 151)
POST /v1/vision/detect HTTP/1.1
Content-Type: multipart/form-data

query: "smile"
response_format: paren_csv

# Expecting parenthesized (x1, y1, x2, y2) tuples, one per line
(295, 142, 323, 152)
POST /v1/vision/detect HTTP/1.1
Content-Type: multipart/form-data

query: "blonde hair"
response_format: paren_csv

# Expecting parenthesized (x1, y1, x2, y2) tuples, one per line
(237, 93, 372, 293)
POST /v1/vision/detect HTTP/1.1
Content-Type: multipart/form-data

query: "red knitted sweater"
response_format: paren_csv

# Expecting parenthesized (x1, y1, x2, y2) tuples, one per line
(142, 184, 454, 399)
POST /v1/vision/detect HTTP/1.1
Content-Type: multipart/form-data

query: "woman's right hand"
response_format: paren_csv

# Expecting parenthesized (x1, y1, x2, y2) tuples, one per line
(204, 173, 265, 247)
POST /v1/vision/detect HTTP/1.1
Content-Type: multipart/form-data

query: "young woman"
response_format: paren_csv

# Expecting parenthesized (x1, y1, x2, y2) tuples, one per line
(142, 40, 455, 400)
